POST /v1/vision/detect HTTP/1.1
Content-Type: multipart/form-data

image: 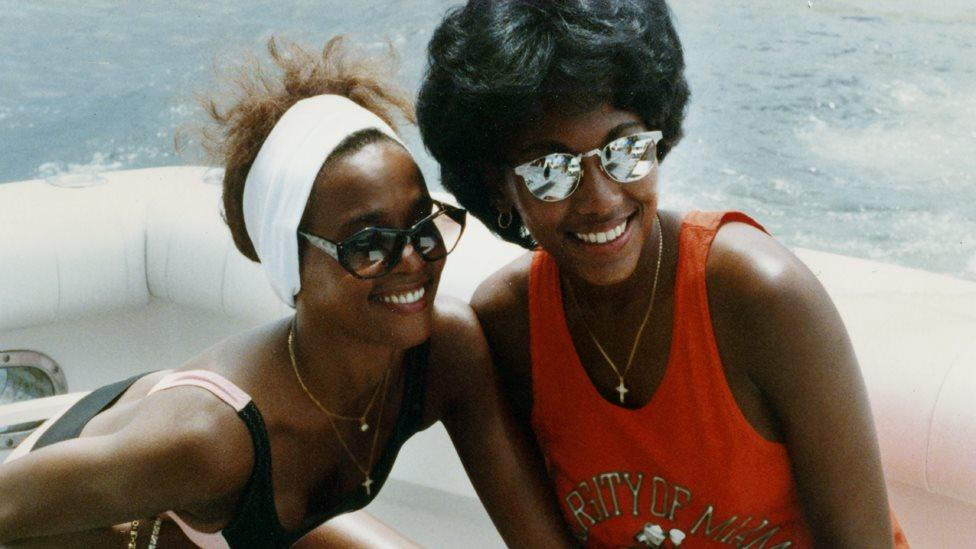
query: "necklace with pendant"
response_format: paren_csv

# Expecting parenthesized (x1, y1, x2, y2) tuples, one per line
(289, 320, 385, 432)
(288, 322, 392, 495)
(565, 213, 664, 404)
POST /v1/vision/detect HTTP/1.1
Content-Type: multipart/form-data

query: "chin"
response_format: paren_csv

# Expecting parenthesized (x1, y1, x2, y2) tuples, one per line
(362, 305, 432, 347)
(385, 320, 433, 349)
(558, 235, 644, 288)
(362, 282, 438, 348)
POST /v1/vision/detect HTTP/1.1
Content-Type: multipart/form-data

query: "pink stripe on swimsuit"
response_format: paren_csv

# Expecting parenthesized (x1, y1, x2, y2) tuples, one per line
(147, 370, 253, 549)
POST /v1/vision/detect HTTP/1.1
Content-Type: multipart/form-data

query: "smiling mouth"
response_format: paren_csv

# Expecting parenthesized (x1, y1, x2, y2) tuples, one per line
(571, 216, 630, 245)
(368, 278, 434, 313)
(375, 286, 426, 305)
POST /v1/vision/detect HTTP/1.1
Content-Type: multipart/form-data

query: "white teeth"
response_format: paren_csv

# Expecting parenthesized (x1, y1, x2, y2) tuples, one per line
(379, 286, 425, 305)
(574, 220, 627, 244)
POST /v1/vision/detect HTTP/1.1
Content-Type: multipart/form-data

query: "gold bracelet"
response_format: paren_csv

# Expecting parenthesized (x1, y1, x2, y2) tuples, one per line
(127, 520, 140, 549)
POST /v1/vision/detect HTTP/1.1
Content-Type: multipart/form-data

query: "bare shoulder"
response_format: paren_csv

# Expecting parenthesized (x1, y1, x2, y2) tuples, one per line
(428, 295, 489, 368)
(431, 295, 482, 341)
(470, 252, 533, 319)
(469, 252, 533, 361)
(706, 224, 891, 543)
(128, 327, 289, 507)
(706, 220, 848, 385)
(707, 221, 828, 321)
(425, 296, 493, 414)
(425, 253, 535, 422)
(470, 252, 535, 421)
(118, 382, 255, 504)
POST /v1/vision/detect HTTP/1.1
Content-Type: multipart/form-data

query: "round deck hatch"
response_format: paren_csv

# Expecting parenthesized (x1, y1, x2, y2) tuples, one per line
(1, 351, 68, 449)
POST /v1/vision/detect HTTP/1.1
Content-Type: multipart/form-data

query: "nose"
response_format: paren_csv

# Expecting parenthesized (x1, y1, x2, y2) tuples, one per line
(572, 155, 620, 216)
(391, 241, 426, 274)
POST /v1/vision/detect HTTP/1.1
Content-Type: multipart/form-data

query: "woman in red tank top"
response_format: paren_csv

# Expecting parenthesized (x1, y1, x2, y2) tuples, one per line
(418, 1, 909, 547)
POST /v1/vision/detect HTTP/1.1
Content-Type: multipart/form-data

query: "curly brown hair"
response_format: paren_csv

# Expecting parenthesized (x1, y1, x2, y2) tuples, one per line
(199, 36, 415, 262)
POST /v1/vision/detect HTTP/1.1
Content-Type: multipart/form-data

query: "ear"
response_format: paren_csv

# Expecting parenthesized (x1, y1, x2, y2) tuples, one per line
(481, 163, 515, 213)
(492, 193, 513, 214)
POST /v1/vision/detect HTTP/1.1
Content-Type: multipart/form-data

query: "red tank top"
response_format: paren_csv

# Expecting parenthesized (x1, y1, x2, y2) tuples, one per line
(528, 211, 908, 548)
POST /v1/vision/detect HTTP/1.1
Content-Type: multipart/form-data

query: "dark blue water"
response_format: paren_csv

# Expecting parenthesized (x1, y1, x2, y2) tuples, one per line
(1, 0, 974, 280)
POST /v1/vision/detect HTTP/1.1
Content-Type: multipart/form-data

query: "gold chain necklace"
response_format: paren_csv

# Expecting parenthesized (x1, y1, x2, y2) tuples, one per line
(565, 213, 663, 404)
(288, 319, 384, 432)
(288, 323, 392, 495)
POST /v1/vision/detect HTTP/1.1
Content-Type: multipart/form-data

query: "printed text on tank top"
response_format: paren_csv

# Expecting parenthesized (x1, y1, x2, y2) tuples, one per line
(529, 211, 811, 547)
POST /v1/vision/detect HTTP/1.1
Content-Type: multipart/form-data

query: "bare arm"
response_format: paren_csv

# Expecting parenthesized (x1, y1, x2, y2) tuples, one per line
(0, 389, 251, 543)
(708, 222, 893, 547)
(2, 520, 197, 549)
(430, 297, 578, 548)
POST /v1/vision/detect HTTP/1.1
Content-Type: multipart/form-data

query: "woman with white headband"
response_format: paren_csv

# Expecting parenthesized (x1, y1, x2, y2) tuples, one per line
(0, 38, 576, 548)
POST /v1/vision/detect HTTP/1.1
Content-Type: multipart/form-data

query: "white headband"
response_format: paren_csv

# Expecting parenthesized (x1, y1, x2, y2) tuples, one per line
(242, 94, 404, 307)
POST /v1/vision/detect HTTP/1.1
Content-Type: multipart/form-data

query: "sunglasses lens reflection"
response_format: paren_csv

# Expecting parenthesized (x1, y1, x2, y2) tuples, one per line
(340, 205, 466, 278)
(516, 132, 660, 201)
(602, 133, 656, 182)
(345, 230, 398, 277)
(523, 155, 581, 201)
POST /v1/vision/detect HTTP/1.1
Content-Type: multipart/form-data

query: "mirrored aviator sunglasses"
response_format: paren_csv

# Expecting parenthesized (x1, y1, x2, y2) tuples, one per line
(299, 200, 467, 279)
(513, 130, 663, 202)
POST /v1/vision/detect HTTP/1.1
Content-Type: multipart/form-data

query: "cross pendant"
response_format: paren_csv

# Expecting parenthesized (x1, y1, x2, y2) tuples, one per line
(616, 381, 629, 403)
(362, 475, 374, 496)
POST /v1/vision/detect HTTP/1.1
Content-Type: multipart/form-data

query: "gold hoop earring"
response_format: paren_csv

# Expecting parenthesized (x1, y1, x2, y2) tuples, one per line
(497, 210, 513, 229)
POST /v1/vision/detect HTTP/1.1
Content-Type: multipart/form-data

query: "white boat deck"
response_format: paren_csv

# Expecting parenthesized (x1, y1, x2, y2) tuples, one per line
(368, 479, 503, 548)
